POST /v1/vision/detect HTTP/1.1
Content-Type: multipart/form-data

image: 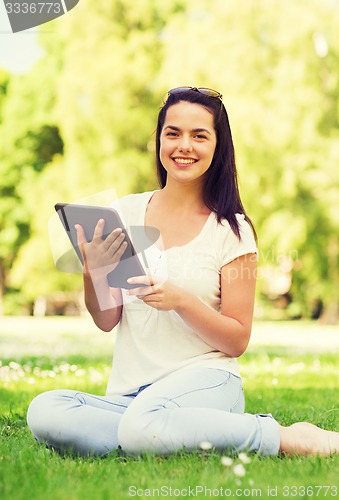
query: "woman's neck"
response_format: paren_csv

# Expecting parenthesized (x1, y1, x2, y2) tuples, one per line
(159, 180, 208, 214)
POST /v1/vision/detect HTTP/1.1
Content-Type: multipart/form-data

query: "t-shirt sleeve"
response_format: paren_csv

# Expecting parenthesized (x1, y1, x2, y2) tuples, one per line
(220, 214, 257, 267)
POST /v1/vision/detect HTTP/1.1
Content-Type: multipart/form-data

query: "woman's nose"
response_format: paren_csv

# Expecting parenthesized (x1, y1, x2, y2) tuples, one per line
(178, 138, 193, 153)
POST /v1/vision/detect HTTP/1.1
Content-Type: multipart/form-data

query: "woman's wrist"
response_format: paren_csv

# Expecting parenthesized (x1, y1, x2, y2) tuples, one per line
(83, 270, 117, 311)
(174, 288, 196, 315)
(83, 268, 109, 286)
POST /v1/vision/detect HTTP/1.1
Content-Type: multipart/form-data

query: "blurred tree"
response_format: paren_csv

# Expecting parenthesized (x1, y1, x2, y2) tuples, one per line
(53, 0, 187, 199)
(0, 38, 64, 313)
(0, 69, 11, 314)
(2, 0, 338, 320)
(154, 0, 339, 320)
(8, 0, 187, 309)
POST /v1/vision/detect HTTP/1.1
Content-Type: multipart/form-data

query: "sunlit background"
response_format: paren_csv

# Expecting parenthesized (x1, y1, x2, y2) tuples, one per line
(0, 0, 338, 323)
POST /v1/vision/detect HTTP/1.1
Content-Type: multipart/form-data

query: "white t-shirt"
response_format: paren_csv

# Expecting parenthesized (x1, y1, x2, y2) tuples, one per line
(106, 191, 257, 395)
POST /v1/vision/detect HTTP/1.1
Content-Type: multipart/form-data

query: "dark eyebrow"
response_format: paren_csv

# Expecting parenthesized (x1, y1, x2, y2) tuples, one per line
(164, 125, 212, 136)
(193, 127, 212, 136)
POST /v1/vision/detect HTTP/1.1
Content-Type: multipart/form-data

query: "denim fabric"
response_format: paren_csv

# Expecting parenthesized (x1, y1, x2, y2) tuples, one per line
(27, 367, 280, 457)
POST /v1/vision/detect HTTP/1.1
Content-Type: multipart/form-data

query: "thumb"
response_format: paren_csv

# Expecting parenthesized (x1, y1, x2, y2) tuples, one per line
(75, 224, 87, 246)
(75, 224, 89, 271)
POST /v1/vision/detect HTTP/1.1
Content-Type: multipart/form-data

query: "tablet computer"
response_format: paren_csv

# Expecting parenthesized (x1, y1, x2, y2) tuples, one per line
(55, 203, 147, 289)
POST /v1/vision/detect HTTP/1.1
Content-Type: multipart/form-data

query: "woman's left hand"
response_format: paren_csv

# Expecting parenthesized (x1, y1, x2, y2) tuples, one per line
(126, 275, 185, 312)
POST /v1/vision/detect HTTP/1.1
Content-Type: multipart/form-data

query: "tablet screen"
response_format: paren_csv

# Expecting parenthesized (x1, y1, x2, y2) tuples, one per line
(55, 203, 159, 289)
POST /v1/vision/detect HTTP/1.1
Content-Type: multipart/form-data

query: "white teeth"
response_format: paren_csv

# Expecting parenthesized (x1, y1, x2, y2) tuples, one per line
(174, 158, 196, 164)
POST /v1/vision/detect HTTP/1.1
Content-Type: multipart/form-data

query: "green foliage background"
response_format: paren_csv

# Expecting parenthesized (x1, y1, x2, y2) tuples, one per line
(0, 0, 338, 320)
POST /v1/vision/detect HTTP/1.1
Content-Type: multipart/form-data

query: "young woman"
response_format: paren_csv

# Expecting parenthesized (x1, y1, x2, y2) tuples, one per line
(27, 87, 339, 457)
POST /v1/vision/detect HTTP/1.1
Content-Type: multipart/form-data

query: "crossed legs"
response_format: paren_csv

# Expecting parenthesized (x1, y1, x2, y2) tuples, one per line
(27, 367, 338, 457)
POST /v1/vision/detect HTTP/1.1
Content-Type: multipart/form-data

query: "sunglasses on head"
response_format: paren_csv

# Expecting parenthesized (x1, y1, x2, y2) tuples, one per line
(165, 86, 223, 102)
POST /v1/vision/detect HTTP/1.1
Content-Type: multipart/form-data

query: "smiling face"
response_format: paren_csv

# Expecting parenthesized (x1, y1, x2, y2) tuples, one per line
(159, 101, 217, 187)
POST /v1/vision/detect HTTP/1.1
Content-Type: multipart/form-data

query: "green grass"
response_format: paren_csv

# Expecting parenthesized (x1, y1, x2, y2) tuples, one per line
(1, 318, 338, 500)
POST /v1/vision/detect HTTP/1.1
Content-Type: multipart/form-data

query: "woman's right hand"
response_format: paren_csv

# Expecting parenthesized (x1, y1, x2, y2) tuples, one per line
(75, 219, 128, 280)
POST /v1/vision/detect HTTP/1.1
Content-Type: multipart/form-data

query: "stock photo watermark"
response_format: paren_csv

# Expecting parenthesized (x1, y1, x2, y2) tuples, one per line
(127, 484, 338, 497)
(3, 0, 80, 33)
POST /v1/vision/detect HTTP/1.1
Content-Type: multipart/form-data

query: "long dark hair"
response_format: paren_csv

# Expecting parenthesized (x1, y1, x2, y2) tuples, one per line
(155, 89, 256, 240)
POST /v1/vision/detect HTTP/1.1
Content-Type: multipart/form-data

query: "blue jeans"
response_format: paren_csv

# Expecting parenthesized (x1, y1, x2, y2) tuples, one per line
(27, 367, 280, 456)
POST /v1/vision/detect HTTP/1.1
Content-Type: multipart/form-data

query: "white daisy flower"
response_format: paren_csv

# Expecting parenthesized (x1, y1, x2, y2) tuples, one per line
(233, 464, 246, 477)
(221, 456, 234, 467)
(199, 441, 213, 451)
(238, 452, 251, 464)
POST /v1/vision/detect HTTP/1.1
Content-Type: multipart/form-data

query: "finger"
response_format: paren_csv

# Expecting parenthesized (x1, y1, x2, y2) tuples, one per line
(127, 275, 158, 286)
(127, 285, 157, 296)
(103, 228, 124, 250)
(106, 231, 125, 253)
(75, 225, 92, 271)
(92, 219, 105, 240)
(75, 224, 88, 246)
(113, 239, 128, 260)
(141, 294, 160, 303)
